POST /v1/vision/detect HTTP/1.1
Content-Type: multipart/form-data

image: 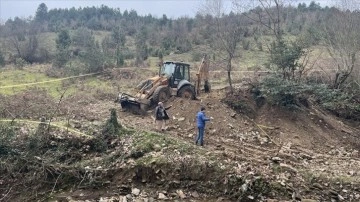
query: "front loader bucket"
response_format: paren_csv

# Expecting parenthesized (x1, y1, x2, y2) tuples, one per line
(117, 93, 150, 115)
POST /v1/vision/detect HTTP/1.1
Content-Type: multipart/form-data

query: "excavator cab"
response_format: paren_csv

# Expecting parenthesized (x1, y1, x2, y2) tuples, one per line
(160, 62, 190, 88)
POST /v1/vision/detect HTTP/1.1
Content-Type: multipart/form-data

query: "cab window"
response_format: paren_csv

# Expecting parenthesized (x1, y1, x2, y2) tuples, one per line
(161, 63, 175, 77)
(174, 65, 184, 79)
(183, 65, 190, 81)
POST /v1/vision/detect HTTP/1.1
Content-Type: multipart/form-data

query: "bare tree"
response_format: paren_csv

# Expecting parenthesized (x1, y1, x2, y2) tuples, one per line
(234, 0, 294, 41)
(200, 0, 245, 93)
(5, 18, 40, 64)
(234, 0, 317, 81)
(322, 1, 360, 89)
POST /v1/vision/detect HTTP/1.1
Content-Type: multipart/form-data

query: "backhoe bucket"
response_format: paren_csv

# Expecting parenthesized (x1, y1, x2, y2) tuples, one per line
(117, 93, 150, 115)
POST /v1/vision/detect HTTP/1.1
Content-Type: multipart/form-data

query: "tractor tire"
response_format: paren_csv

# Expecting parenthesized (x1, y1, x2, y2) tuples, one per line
(178, 85, 195, 99)
(152, 86, 171, 104)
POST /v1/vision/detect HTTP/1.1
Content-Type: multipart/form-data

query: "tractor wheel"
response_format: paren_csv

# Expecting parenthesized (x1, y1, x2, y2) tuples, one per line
(153, 86, 171, 104)
(178, 85, 195, 99)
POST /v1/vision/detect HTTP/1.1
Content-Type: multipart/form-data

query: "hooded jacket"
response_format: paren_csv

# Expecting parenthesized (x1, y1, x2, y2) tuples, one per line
(155, 106, 169, 120)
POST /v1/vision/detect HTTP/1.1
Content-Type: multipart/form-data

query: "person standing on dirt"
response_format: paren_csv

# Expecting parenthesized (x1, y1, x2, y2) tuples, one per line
(155, 102, 170, 131)
(195, 106, 210, 146)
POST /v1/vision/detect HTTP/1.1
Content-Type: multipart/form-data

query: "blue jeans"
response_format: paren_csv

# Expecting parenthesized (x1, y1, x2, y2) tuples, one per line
(196, 127, 205, 145)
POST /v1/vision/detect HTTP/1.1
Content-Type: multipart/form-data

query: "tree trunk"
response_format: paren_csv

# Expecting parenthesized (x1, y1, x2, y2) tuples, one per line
(116, 46, 120, 67)
(10, 37, 22, 57)
(333, 54, 355, 89)
(227, 58, 233, 94)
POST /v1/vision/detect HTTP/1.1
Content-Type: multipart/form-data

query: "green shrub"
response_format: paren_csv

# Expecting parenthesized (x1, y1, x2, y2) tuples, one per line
(89, 136, 108, 152)
(38, 47, 52, 63)
(27, 133, 47, 151)
(53, 49, 70, 68)
(123, 49, 135, 59)
(116, 51, 124, 67)
(54, 30, 71, 68)
(312, 85, 360, 119)
(258, 76, 303, 109)
(0, 123, 16, 155)
(255, 75, 360, 119)
(64, 61, 87, 75)
(268, 39, 304, 79)
(0, 50, 5, 67)
(242, 40, 250, 50)
(15, 58, 27, 69)
(102, 108, 122, 138)
(81, 46, 105, 73)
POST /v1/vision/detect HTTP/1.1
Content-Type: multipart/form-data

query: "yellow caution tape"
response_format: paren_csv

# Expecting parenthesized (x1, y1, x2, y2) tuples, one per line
(0, 72, 101, 89)
(0, 119, 92, 138)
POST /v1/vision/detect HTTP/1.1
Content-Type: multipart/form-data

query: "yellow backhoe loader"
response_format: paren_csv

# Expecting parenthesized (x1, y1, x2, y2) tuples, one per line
(117, 55, 210, 114)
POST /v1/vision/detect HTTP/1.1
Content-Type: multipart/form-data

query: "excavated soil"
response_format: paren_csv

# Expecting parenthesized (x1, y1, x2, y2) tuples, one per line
(1, 71, 360, 201)
(112, 89, 360, 201)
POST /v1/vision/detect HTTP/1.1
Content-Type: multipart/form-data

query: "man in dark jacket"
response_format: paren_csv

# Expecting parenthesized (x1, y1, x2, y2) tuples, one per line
(155, 102, 169, 131)
(195, 106, 210, 146)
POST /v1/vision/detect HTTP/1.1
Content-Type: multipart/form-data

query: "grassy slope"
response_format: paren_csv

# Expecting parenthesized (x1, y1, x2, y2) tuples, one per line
(0, 27, 337, 99)
(0, 65, 64, 96)
(0, 65, 114, 98)
(3, 27, 330, 73)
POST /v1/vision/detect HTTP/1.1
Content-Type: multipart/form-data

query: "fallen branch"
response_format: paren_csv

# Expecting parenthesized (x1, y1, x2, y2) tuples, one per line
(51, 174, 61, 194)
(48, 89, 68, 132)
(0, 186, 13, 201)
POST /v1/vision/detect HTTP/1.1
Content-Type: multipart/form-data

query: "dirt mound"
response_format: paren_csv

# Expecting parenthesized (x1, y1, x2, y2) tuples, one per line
(117, 87, 360, 159)
(165, 94, 254, 139)
(255, 99, 360, 153)
(69, 91, 360, 201)
(1, 83, 360, 201)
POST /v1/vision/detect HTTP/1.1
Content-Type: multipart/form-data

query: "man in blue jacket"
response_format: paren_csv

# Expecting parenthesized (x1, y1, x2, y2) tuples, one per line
(195, 106, 211, 146)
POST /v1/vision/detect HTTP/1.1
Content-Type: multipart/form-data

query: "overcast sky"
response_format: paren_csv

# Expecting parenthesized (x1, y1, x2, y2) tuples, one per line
(0, 0, 335, 22)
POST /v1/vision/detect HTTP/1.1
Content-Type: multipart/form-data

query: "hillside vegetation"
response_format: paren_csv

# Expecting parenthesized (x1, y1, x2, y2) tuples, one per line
(1, 0, 360, 119)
